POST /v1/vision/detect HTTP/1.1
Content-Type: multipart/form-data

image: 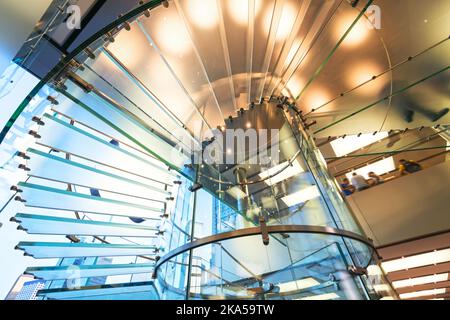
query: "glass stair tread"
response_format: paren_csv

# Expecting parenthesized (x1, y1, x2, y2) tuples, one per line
(26, 148, 171, 199)
(16, 241, 158, 259)
(13, 213, 159, 237)
(24, 263, 155, 281)
(37, 281, 157, 300)
(37, 113, 179, 183)
(18, 182, 164, 220)
(57, 81, 194, 160)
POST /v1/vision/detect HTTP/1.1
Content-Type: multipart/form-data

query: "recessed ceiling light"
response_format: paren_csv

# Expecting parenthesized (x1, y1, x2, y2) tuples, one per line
(277, 278, 320, 293)
(227, 0, 262, 25)
(297, 293, 339, 300)
(382, 248, 450, 273)
(373, 284, 391, 292)
(330, 132, 388, 157)
(185, 0, 219, 30)
(400, 288, 446, 300)
(392, 273, 449, 289)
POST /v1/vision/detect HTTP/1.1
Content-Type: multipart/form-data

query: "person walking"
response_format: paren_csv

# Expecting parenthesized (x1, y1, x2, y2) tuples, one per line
(381, 80, 449, 123)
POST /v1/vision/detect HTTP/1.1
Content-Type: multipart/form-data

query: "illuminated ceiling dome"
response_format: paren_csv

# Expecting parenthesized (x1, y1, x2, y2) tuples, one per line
(73, 0, 450, 140)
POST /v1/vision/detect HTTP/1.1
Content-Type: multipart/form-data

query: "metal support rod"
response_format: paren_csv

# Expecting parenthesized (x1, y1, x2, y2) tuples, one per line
(185, 164, 200, 300)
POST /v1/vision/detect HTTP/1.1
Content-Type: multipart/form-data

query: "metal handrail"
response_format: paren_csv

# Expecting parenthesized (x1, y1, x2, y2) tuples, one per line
(153, 224, 376, 278)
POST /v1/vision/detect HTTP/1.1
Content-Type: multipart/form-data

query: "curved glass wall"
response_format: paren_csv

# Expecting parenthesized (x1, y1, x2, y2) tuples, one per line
(156, 232, 396, 300)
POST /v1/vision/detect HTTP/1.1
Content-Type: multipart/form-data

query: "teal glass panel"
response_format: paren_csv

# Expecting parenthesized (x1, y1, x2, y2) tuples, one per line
(16, 242, 157, 259)
(68, 63, 194, 153)
(18, 182, 164, 220)
(52, 84, 187, 155)
(38, 281, 157, 300)
(14, 213, 158, 237)
(37, 113, 179, 183)
(25, 263, 155, 281)
(26, 148, 170, 198)
(95, 15, 210, 138)
(60, 79, 192, 170)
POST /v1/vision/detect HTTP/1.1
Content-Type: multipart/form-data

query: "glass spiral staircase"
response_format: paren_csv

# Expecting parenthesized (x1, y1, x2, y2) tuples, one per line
(0, 0, 448, 300)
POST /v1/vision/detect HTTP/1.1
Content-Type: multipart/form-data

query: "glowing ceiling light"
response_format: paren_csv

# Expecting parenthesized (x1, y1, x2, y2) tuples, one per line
(263, 2, 298, 40)
(275, 2, 298, 40)
(185, 0, 219, 30)
(107, 24, 148, 69)
(303, 88, 331, 111)
(285, 76, 304, 98)
(281, 185, 320, 207)
(155, 12, 192, 55)
(336, 15, 370, 48)
(277, 278, 320, 293)
(297, 293, 339, 300)
(392, 273, 449, 289)
(346, 61, 385, 95)
(400, 288, 446, 300)
(227, 0, 262, 25)
(382, 248, 450, 273)
(258, 160, 304, 186)
(330, 132, 389, 157)
(347, 61, 380, 86)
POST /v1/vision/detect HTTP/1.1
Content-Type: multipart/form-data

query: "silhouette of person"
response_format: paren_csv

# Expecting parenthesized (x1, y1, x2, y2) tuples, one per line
(383, 80, 449, 123)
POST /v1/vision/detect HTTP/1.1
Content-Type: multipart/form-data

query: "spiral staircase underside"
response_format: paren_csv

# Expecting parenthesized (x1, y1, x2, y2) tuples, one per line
(79, 0, 449, 141)
(2, 0, 449, 300)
